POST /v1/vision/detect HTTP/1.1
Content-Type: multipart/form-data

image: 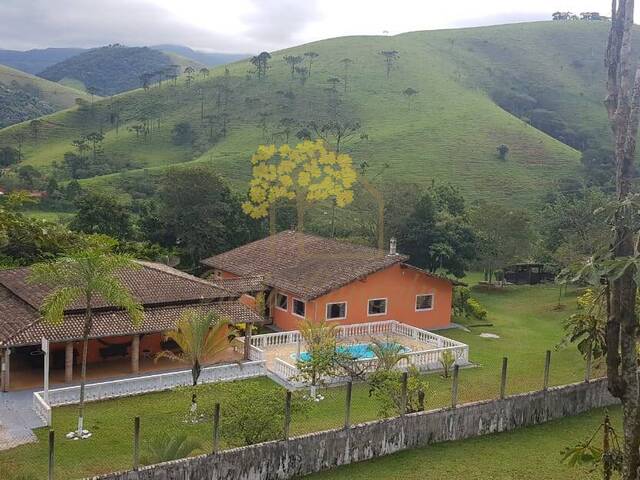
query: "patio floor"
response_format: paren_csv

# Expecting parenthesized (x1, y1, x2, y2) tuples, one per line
(263, 333, 440, 370)
(8, 346, 243, 391)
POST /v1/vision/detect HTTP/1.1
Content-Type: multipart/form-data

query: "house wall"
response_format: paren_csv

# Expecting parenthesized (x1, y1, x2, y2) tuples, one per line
(216, 264, 453, 331)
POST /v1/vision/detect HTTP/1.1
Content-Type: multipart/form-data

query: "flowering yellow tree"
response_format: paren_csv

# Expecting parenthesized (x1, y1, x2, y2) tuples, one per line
(242, 140, 357, 230)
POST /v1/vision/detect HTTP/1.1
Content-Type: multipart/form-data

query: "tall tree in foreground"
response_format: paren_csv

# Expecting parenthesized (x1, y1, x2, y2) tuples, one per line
(603, 1, 640, 478)
(28, 239, 143, 438)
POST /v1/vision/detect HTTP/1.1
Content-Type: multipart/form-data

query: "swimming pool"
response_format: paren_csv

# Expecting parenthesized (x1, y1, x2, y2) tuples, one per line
(291, 342, 410, 362)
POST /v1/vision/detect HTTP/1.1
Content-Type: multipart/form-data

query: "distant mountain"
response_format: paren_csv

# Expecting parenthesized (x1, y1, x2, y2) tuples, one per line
(151, 45, 249, 66)
(38, 45, 203, 96)
(0, 64, 93, 128)
(0, 48, 84, 74)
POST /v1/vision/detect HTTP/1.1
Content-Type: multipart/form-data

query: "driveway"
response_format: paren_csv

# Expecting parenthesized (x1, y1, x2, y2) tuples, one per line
(0, 389, 46, 450)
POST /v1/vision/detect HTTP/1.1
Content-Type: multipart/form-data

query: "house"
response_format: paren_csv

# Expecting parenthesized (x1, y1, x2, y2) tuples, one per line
(201, 231, 456, 332)
(0, 261, 262, 391)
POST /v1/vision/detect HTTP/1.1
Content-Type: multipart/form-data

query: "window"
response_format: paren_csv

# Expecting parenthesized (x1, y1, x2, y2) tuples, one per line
(326, 302, 347, 320)
(416, 294, 434, 311)
(368, 298, 387, 316)
(292, 298, 306, 318)
(275, 293, 288, 311)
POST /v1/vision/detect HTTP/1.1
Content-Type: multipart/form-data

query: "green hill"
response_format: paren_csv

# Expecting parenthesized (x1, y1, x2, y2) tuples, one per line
(0, 21, 621, 209)
(0, 64, 94, 128)
(38, 45, 204, 96)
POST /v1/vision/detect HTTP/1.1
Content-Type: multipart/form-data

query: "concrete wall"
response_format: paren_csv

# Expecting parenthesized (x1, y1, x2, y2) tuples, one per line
(89, 378, 618, 480)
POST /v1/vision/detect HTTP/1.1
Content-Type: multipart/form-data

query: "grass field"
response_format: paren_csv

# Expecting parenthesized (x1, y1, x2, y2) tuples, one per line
(0, 63, 94, 110)
(4, 21, 626, 211)
(306, 406, 621, 480)
(0, 279, 596, 479)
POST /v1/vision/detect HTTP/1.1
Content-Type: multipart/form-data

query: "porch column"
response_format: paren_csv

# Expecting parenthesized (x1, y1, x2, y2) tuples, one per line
(131, 335, 140, 374)
(64, 342, 74, 383)
(243, 323, 253, 361)
(1, 348, 10, 392)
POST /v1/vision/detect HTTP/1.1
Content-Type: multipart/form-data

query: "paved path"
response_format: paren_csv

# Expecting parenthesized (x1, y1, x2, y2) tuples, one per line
(0, 389, 46, 450)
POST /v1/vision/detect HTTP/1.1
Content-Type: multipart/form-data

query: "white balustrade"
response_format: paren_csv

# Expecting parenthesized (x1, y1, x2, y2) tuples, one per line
(33, 391, 51, 425)
(33, 361, 266, 425)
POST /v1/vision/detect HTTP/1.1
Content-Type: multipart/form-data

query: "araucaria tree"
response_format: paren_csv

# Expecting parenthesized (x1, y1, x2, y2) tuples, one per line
(303, 51, 319, 76)
(283, 55, 304, 80)
(379, 50, 399, 78)
(242, 140, 357, 231)
(250, 51, 271, 79)
(340, 58, 353, 92)
(28, 239, 143, 438)
(601, 1, 640, 477)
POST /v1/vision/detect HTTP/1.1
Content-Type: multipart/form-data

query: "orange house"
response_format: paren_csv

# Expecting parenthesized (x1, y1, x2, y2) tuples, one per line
(202, 231, 456, 332)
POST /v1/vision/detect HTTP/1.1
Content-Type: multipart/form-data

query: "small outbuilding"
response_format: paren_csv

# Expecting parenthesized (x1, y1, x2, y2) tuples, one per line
(502, 263, 556, 285)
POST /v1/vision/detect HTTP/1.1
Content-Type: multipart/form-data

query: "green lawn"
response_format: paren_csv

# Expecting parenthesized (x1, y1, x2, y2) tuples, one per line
(0, 280, 592, 479)
(305, 406, 622, 480)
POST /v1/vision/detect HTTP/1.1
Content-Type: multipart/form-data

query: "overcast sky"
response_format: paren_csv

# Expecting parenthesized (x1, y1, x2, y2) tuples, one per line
(0, 0, 628, 53)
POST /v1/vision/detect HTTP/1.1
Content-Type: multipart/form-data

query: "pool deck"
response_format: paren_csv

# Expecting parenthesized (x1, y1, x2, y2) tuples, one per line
(263, 333, 439, 370)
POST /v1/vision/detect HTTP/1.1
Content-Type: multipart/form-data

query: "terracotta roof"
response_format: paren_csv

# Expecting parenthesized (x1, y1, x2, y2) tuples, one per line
(4, 301, 263, 347)
(212, 276, 267, 295)
(0, 262, 260, 347)
(201, 230, 410, 300)
(0, 286, 40, 347)
(0, 261, 234, 313)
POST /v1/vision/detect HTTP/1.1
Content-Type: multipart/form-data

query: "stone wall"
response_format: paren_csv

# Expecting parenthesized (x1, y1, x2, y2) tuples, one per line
(89, 378, 618, 480)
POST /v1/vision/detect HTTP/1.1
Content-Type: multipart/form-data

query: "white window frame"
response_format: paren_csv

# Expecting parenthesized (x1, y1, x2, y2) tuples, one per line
(415, 293, 435, 312)
(367, 297, 388, 316)
(325, 301, 348, 321)
(275, 292, 288, 312)
(292, 297, 306, 318)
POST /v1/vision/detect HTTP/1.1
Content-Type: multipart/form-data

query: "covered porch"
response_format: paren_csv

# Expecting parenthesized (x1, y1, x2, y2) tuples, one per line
(1, 332, 244, 391)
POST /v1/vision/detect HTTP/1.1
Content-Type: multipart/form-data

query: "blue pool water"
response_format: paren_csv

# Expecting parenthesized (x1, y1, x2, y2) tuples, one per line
(291, 342, 410, 362)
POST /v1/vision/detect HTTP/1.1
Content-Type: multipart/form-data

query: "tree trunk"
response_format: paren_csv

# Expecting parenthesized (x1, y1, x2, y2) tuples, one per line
(77, 294, 93, 436)
(604, 1, 640, 478)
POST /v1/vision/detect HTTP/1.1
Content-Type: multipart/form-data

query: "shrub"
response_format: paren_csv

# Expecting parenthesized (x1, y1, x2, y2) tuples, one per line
(466, 297, 488, 321)
(221, 382, 309, 445)
(368, 366, 429, 416)
(497, 144, 509, 160)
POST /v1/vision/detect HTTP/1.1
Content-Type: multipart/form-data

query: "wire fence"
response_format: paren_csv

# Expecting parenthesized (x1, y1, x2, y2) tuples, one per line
(28, 348, 596, 480)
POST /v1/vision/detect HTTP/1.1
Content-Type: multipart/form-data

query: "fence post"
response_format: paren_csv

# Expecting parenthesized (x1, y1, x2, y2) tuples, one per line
(48, 430, 55, 480)
(344, 381, 353, 428)
(499, 357, 508, 399)
(212, 403, 221, 453)
(400, 371, 408, 415)
(451, 364, 459, 408)
(585, 344, 593, 383)
(543, 350, 551, 391)
(133, 416, 140, 470)
(284, 391, 292, 440)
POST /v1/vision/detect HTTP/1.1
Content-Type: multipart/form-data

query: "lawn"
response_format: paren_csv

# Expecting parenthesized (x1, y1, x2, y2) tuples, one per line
(305, 406, 622, 480)
(0, 280, 592, 479)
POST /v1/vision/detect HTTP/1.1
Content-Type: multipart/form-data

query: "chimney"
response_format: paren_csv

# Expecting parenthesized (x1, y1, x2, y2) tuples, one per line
(389, 237, 397, 256)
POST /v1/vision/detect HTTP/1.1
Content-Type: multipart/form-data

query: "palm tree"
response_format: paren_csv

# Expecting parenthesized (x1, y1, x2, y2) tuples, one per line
(156, 309, 233, 410)
(141, 432, 202, 465)
(28, 240, 143, 438)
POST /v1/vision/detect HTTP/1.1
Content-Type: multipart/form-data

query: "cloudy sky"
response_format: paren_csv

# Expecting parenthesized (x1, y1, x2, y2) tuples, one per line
(0, 0, 627, 53)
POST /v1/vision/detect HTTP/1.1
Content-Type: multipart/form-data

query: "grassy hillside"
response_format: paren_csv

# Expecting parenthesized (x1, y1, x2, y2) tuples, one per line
(38, 45, 204, 96)
(0, 64, 94, 128)
(1, 21, 620, 210)
(0, 47, 84, 74)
